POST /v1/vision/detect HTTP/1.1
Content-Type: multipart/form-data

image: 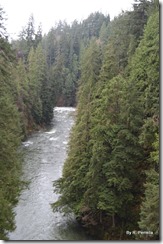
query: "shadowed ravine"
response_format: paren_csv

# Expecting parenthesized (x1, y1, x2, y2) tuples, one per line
(8, 107, 90, 241)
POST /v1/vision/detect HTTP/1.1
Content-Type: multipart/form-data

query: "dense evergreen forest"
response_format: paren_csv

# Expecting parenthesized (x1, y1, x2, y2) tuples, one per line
(52, 0, 159, 240)
(0, 0, 159, 240)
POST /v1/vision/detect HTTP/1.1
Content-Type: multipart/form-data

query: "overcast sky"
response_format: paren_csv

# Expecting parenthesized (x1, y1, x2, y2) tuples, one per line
(1, 0, 134, 39)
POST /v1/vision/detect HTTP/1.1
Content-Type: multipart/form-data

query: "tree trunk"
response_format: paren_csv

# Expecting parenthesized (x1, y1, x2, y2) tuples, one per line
(112, 213, 115, 227)
(99, 211, 102, 223)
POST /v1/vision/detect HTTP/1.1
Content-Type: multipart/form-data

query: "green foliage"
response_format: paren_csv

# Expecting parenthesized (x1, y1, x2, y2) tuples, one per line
(27, 46, 43, 124)
(0, 9, 22, 238)
(52, 40, 102, 214)
(52, 2, 159, 240)
(33, 43, 53, 124)
(138, 132, 159, 239)
(81, 12, 110, 40)
(43, 14, 109, 106)
(0, 90, 22, 226)
(129, 10, 159, 154)
(12, 59, 31, 136)
(13, 43, 54, 128)
(13, 14, 43, 61)
(0, 1, 159, 240)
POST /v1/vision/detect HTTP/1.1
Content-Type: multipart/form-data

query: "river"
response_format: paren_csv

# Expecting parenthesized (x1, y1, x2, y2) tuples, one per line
(8, 107, 90, 241)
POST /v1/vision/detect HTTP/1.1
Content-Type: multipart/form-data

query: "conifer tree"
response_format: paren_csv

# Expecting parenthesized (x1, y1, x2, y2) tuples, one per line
(35, 43, 53, 123)
(0, 7, 22, 239)
(135, 9, 159, 239)
(12, 59, 31, 135)
(27, 46, 42, 124)
(52, 3, 159, 240)
(138, 133, 159, 239)
(52, 40, 102, 214)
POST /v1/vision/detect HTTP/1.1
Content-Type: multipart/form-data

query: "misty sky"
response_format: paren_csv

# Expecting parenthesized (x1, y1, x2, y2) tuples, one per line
(1, 0, 134, 39)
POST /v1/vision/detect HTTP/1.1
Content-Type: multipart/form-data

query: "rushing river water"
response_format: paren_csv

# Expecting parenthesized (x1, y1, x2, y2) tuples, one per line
(9, 107, 90, 241)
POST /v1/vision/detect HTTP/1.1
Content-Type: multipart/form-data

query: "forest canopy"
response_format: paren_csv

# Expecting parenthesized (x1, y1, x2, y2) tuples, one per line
(0, 0, 159, 240)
